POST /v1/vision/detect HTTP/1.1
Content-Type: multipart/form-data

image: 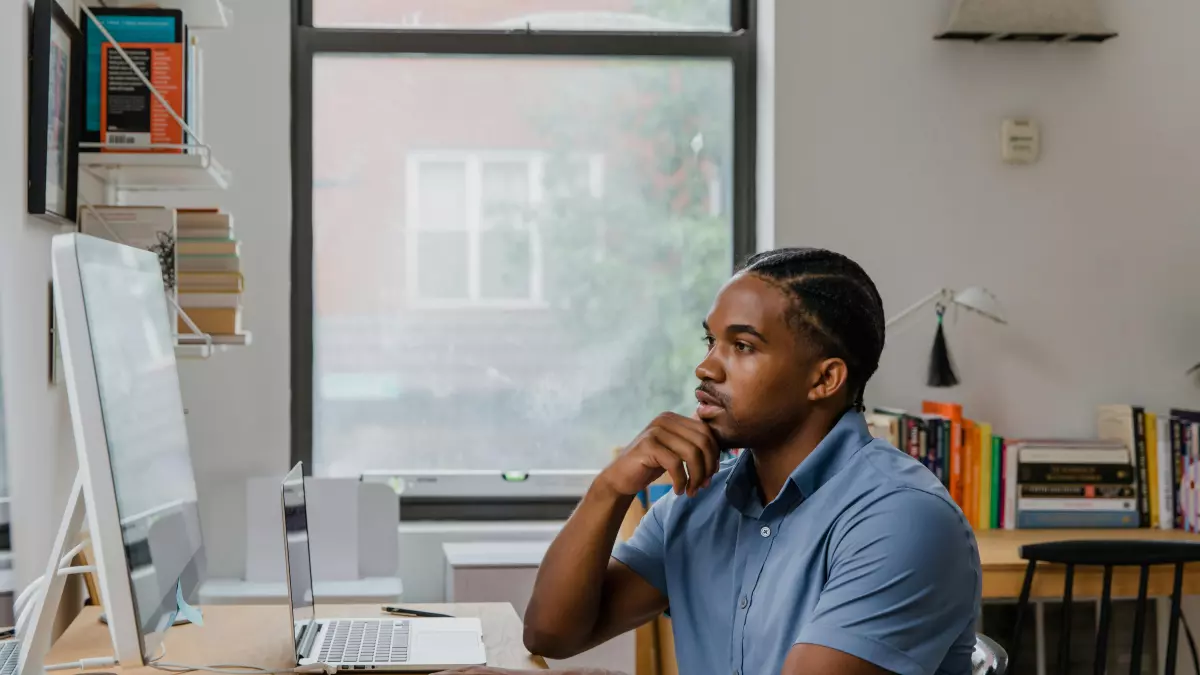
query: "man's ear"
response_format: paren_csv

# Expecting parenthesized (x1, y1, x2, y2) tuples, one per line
(807, 357, 849, 403)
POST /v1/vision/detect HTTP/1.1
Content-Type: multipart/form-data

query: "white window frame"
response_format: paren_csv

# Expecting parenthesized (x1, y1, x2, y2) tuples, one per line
(404, 151, 604, 309)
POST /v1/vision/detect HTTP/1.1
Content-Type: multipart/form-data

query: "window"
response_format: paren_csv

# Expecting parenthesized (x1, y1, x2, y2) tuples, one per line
(294, 2, 757, 478)
(312, 0, 733, 31)
(407, 154, 542, 306)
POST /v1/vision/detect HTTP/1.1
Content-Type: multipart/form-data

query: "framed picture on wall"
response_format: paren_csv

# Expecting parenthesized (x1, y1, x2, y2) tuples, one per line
(28, 0, 84, 224)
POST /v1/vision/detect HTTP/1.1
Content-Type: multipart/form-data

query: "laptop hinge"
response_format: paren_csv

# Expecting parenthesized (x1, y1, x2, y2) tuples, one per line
(298, 621, 321, 660)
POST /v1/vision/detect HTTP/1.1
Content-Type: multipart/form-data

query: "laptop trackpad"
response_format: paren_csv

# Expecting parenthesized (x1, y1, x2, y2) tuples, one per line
(411, 630, 487, 665)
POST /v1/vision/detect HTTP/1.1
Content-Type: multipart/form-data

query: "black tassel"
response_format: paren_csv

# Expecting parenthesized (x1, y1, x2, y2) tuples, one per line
(927, 305, 959, 388)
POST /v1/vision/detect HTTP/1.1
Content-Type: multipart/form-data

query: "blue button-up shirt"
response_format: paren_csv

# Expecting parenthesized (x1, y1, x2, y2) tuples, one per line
(612, 410, 981, 675)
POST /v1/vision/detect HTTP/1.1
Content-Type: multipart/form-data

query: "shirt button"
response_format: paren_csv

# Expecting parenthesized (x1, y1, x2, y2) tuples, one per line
(760, 525, 771, 537)
(739, 595, 748, 609)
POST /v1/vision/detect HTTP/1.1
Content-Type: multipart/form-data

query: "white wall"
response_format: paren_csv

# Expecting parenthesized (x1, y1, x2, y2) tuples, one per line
(776, 0, 1200, 434)
(0, 0, 292, 594)
(172, 0, 293, 580)
(1, 0, 81, 594)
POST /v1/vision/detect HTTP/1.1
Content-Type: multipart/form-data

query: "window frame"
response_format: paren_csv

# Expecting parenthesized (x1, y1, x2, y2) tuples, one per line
(406, 151, 544, 309)
(291, 0, 760, 484)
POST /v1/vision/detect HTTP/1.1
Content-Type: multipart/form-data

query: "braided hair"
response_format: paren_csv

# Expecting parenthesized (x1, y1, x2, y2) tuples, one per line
(741, 248, 886, 412)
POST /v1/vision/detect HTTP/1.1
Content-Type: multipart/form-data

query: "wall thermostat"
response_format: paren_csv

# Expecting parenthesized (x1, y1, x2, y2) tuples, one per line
(1001, 118, 1039, 164)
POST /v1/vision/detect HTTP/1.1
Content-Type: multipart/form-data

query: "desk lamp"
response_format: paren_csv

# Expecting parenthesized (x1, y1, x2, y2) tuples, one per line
(886, 286, 1006, 387)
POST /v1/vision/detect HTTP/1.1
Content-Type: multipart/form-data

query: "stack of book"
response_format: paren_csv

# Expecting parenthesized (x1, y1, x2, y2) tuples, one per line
(1097, 406, 1200, 531)
(1006, 439, 1136, 529)
(175, 209, 246, 345)
(869, 401, 1200, 530)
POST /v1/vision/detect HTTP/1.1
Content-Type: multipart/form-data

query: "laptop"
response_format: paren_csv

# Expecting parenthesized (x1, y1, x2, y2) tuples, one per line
(280, 462, 487, 671)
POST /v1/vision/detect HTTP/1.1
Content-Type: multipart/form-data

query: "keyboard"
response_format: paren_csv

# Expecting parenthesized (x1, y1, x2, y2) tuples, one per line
(0, 641, 18, 675)
(317, 620, 410, 665)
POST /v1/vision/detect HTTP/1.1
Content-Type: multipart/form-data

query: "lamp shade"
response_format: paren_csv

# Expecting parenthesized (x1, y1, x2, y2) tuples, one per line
(952, 286, 1006, 324)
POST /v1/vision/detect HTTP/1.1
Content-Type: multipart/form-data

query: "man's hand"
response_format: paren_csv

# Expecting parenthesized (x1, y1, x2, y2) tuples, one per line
(598, 412, 720, 499)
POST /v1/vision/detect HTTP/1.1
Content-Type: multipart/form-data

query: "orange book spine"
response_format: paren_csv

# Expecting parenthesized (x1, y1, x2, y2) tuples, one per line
(923, 401, 965, 506)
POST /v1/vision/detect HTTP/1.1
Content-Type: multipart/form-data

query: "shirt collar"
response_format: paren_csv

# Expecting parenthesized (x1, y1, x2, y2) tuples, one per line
(724, 409, 875, 515)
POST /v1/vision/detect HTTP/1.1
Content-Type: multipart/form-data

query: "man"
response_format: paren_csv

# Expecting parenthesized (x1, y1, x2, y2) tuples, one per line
(439, 248, 981, 675)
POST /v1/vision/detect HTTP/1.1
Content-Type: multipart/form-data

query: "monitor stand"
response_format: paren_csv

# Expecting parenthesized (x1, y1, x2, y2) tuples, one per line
(17, 470, 138, 675)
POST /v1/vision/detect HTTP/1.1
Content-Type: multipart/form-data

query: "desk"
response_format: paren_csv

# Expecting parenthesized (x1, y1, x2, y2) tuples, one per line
(976, 528, 1200, 599)
(48, 604, 547, 673)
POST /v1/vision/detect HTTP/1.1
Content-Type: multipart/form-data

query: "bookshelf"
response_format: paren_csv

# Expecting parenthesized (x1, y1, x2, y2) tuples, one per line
(77, 5, 245, 360)
(80, 152, 232, 193)
(175, 332, 254, 360)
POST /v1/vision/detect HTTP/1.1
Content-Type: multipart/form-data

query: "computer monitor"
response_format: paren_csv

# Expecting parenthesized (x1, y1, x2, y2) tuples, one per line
(49, 233, 206, 665)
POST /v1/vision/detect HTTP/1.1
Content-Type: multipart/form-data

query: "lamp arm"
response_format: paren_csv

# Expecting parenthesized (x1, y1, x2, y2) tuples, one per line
(885, 289, 953, 328)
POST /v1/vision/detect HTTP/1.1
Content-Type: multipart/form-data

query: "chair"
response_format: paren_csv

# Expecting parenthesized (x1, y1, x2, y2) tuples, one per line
(974, 633, 1007, 675)
(1010, 540, 1200, 675)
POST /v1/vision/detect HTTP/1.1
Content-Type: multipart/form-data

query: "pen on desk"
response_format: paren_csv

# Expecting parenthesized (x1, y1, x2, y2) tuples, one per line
(381, 606, 454, 619)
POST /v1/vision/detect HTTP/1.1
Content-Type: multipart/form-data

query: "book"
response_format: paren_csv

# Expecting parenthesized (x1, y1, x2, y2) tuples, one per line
(963, 420, 979, 527)
(1019, 484, 1135, 498)
(1017, 463, 1134, 484)
(1097, 405, 1150, 527)
(77, 205, 176, 285)
(1018, 497, 1137, 512)
(178, 292, 241, 309)
(178, 271, 243, 293)
(1003, 439, 1019, 530)
(992, 436, 1003, 529)
(81, 8, 183, 144)
(100, 42, 185, 152)
(177, 209, 233, 238)
(979, 423, 993, 532)
(1171, 410, 1200, 530)
(1157, 416, 1174, 529)
(178, 307, 241, 335)
(923, 401, 964, 504)
(1147, 413, 1160, 529)
(1017, 510, 1138, 529)
(177, 256, 240, 273)
(177, 239, 239, 256)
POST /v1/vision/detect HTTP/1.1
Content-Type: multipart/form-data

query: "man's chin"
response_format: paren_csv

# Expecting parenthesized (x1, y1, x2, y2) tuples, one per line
(705, 423, 741, 452)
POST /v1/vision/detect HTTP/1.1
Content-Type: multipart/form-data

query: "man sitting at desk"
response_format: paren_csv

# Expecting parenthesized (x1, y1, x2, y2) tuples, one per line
(439, 248, 982, 675)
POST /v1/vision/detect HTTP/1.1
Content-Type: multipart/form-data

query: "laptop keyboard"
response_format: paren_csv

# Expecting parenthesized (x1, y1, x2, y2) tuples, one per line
(0, 641, 18, 675)
(318, 620, 410, 665)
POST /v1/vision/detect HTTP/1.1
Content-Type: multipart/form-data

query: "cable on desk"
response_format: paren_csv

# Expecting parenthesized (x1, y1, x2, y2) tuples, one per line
(148, 645, 336, 675)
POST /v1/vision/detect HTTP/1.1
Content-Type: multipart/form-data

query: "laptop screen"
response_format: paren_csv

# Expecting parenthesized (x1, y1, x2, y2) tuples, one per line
(281, 462, 316, 658)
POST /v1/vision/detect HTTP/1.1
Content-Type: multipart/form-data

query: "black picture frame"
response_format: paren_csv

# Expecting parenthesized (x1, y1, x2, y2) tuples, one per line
(28, 0, 83, 224)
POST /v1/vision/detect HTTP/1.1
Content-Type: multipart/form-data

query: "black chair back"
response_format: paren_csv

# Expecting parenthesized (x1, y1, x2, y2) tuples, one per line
(1010, 540, 1200, 675)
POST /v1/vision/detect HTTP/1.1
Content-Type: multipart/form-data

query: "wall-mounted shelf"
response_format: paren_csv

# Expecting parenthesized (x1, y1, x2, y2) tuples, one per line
(176, 332, 253, 360)
(80, 152, 231, 192)
(96, 0, 233, 29)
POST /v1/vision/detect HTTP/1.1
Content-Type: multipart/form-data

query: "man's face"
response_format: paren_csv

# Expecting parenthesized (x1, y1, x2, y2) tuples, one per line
(694, 273, 822, 450)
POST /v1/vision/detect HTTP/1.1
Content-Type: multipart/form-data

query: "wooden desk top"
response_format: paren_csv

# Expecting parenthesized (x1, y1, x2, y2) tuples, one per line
(48, 603, 547, 674)
(975, 528, 1200, 599)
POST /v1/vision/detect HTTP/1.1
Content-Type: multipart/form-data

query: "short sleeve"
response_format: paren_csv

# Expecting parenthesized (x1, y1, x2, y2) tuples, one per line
(610, 492, 675, 598)
(794, 489, 980, 675)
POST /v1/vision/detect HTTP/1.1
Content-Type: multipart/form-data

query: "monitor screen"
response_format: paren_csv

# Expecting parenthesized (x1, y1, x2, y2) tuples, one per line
(281, 463, 316, 658)
(75, 235, 206, 647)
